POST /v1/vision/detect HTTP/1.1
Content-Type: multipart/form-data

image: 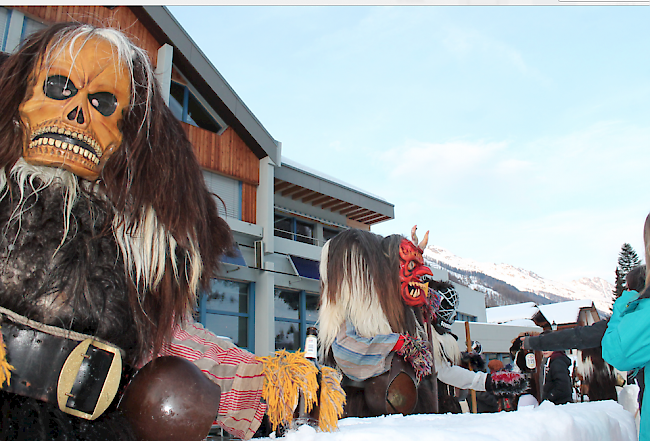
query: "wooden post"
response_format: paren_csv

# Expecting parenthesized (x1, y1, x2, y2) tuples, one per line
(464, 321, 477, 413)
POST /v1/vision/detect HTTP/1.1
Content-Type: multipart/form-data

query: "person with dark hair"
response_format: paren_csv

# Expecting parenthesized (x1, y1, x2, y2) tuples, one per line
(603, 214, 650, 441)
(542, 351, 573, 405)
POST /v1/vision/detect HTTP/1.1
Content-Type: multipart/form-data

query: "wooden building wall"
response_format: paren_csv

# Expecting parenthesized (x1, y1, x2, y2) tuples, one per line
(15, 6, 160, 66)
(13, 6, 259, 224)
(183, 123, 259, 223)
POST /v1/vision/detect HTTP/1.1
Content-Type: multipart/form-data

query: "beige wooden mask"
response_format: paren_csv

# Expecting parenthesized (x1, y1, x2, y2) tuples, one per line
(19, 37, 131, 181)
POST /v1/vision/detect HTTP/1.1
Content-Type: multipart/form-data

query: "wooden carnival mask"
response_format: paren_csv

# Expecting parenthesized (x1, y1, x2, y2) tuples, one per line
(399, 227, 433, 306)
(19, 37, 131, 181)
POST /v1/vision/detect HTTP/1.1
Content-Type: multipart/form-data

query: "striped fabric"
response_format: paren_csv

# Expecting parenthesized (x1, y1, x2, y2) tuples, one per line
(331, 321, 400, 382)
(161, 322, 267, 440)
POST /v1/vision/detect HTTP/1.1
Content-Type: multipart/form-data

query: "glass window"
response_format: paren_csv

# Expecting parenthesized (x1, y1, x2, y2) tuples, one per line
(20, 15, 45, 39)
(295, 220, 314, 245)
(323, 227, 340, 244)
(456, 312, 476, 322)
(274, 214, 293, 240)
(274, 289, 299, 320)
(200, 279, 252, 351)
(275, 322, 300, 351)
(207, 279, 248, 314)
(305, 293, 319, 323)
(205, 313, 248, 348)
(0, 8, 10, 51)
(274, 289, 319, 351)
(186, 93, 221, 133)
(169, 81, 185, 121)
(169, 80, 222, 134)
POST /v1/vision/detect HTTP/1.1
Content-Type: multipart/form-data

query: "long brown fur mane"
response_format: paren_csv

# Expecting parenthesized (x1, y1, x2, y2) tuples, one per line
(0, 23, 233, 363)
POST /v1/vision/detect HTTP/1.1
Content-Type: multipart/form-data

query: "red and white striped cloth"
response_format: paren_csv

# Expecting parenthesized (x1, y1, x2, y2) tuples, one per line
(160, 321, 267, 440)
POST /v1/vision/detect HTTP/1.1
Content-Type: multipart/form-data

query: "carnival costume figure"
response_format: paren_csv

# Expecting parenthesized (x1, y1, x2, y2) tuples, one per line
(318, 226, 525, 417)
(0, 23, 343, 441)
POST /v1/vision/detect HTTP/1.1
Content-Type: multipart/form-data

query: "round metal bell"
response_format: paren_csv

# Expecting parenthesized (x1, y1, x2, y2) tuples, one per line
(117, 356, 221, 441)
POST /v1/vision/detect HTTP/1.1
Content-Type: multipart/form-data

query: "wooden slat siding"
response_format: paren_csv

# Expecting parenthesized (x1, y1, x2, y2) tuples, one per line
(182, 123, 259, 186)
(241, 182, 256, 224)
(13, 6, 159, 66)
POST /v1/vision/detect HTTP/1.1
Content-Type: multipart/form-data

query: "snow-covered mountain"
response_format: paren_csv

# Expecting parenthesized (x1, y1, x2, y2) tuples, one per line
(423, 245, 614, 315)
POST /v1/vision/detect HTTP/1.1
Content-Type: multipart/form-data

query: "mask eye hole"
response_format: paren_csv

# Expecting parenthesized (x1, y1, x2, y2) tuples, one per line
(44, 75, 78, 100)
(88, 92, 118, 117)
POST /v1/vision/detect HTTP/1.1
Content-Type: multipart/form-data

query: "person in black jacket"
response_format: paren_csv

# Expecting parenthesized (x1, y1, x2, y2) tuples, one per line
(519, 320, 607, 352)
(543, 351, 573, 405)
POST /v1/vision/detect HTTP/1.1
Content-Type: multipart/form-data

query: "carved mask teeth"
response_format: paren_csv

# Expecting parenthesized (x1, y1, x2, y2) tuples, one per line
(408, 281, 429, 298)
(29, 127, 102, 165)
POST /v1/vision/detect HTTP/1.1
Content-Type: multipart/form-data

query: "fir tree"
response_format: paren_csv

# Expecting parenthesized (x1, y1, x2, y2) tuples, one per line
(619, 243, 641, 275)
(611, 243, 642, 311)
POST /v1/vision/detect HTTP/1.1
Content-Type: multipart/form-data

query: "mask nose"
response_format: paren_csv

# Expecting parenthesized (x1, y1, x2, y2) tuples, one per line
(66, 107, 85, 124)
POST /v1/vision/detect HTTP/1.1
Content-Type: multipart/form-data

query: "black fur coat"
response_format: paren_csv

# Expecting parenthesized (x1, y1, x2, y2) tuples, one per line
(0, 171, 137, 440)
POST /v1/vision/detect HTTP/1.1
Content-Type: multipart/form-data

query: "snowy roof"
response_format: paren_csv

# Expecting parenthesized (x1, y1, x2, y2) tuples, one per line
(538, 299, 596, 325)
(497, 318, 542, 328)
(485, 302, 539, 324)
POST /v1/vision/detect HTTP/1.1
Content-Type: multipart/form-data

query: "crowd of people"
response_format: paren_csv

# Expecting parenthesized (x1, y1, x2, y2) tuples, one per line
(457, 212, 650, 441)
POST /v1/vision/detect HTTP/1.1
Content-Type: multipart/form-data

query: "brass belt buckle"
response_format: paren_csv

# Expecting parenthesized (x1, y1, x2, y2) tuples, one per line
(57, 338, 122, 420)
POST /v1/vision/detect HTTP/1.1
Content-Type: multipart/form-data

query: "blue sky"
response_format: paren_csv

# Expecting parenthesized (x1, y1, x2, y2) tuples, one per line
(169, 6, 649, 284)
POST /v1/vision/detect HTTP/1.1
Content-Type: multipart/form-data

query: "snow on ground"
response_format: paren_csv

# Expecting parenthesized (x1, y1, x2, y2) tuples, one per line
(264, 401, 636, 441)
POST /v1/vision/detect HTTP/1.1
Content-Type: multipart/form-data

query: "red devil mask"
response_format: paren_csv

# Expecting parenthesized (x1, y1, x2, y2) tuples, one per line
(399, 238, 433, 306)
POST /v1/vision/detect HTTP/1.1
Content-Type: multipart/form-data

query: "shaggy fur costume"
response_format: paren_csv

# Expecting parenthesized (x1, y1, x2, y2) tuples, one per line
(0, 23, 233, 440)
(575, 347, 618, 402)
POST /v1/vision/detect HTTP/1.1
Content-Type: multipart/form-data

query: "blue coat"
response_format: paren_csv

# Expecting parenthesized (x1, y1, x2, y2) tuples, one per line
(602, 290, 649, 440)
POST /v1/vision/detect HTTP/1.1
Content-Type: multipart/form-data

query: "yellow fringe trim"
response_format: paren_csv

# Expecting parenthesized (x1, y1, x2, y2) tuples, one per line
(318, 365, 346, 432)
(259, 350, 319, 431)
(0, 326, 14, 388)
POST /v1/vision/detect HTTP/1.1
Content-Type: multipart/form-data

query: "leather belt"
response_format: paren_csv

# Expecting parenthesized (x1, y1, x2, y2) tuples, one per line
(0, 308, 124, 420)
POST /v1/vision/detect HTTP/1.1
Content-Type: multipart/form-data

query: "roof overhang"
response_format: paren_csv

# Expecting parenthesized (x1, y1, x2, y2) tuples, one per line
(131, 6, 280, 165)
(275, 160, 394, 226)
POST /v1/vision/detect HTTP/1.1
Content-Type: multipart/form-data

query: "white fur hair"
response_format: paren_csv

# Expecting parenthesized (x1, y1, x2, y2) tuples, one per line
(113, 208, 201, 297)
(318, 239, 392, 359)
(44, 25, 154, 130)
(1, 159, 87, 252)
(575, 353, 612, 382)
(431, 330, 461, 367)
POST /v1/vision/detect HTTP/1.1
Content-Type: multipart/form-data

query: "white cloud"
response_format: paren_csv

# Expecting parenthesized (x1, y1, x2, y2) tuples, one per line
(379, 139, 508, 179)
(441, 24, 549, 86)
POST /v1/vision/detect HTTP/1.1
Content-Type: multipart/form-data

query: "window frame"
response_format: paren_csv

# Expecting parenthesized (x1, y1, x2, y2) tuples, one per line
(274, 289, 318, 352)
(198, 279, 256, 352)
(273, 213, 316, 245)
(169, 69, 227, 135)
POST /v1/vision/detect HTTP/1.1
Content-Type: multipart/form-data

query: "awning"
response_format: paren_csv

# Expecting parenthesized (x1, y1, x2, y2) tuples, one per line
(221, 244, 247, 266)
(289, 255, 320, 280)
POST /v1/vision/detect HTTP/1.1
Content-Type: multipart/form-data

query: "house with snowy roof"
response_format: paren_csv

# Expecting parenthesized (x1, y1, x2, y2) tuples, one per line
(486, 299, 600, 332)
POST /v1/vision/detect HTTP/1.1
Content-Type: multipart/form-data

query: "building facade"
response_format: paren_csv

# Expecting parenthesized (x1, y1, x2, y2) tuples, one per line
(0, 6, 395, 356)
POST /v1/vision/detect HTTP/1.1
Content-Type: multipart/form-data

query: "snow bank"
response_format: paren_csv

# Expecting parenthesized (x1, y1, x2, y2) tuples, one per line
(267, 400, 636, 441)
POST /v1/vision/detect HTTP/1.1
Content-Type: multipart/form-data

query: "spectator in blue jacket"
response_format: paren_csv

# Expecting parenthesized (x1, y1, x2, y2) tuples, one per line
(602, 213, 650, 441)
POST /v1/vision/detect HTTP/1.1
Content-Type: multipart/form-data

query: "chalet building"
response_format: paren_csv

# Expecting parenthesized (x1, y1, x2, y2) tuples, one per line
(0, 5, 396, 356)
(486, 299, 601, 332)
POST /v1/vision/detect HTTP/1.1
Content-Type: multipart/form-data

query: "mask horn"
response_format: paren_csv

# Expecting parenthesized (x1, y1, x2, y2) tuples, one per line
(419, 230, 429, 251)
(411, 225, 429, 251)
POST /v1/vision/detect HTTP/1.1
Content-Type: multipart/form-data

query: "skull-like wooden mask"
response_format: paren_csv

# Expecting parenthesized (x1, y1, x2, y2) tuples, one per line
(19, 37, 131, 181)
